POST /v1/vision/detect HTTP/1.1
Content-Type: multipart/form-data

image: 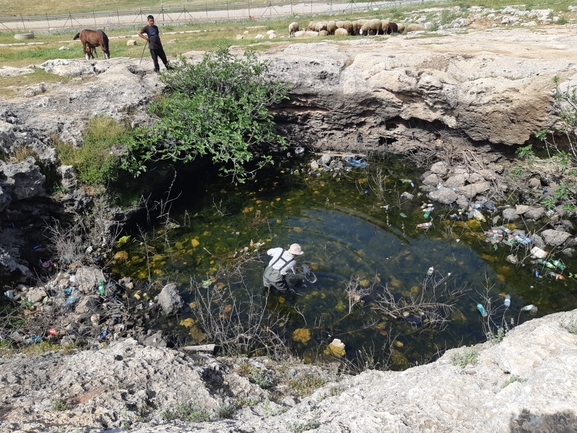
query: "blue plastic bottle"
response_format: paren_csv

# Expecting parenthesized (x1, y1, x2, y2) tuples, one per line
(477, 303, 488, 317)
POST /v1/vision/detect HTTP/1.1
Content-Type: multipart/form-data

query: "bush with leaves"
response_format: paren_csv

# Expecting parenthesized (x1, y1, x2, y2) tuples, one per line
(122, 48, 289, 183)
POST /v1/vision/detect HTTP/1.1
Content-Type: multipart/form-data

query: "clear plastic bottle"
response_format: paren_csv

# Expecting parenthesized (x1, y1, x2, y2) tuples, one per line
(504, 294, 511, 308)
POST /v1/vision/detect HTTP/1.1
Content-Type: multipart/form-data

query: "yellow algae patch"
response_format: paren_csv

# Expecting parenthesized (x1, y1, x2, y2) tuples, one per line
(276, 197, 281, 201)
(481, 254, 497, 262)
(113, 251, 129, 261)
(191, 239, 200, 247)
(189, 326, 207, 342)
(151, 254, 164, 262)
(216, 282, 226, 290)
(292, 328, 311, 343)
(389, 276, 402, 288)
(324, 338, 346, 358)
(255, 200, 262, 204)
(116, 235, 131, 247)
(203, 231, 210, 236)
(466, 219, 481, 229)
(394, 340, 404, 348)
(242, 206, 254, 213)
(293, 227, 303, 232)
(335, 300, 346, 312)
(136, 270, 147, 280)
(128, 255, 146, 265)
(133, 290, 142, 300)
(189, 301, 197, 309)
(180, 318, 195, 327)
(359, 279, 370, 287)
(276, 219, 282, 224)
(153, 269, 163, 275)
(497, 274, 506, 281)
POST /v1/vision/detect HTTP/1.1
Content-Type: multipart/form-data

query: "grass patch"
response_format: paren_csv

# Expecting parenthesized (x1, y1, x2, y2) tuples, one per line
(0, 69, 74, 98)
(450, 346, 480, 368)
(561, 317, 577, 334)
(161, 399, 211, 422)
(56, 115, 130, 186)
(502, 374, 527, 388)
(52, 398, 70, 411)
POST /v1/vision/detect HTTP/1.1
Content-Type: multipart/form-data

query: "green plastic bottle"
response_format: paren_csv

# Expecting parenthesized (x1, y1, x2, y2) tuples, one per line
(98, 281, 106, 296)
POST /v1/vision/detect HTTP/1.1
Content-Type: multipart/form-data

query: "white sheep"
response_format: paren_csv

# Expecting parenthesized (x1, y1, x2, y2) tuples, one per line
(288, 22, 299, 38)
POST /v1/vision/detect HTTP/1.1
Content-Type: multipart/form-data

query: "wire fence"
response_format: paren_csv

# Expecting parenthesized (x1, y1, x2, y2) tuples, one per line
(0, 0, 427, 32)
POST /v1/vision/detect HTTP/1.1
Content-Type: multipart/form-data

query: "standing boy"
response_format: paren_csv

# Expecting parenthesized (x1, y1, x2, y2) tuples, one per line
(138, 15, 172, 73)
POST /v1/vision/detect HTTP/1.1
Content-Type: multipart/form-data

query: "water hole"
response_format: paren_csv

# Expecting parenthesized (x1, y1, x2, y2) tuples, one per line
(112, 152, 577, 369)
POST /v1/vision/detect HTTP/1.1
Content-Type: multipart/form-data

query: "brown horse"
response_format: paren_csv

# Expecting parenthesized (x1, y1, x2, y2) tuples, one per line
(73, 29, 110, 60)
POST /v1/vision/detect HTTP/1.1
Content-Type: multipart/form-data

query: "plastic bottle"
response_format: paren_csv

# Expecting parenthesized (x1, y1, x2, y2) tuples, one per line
(547, 272, 565, 280)
(477, 304, 488, 317)
(550, 259, 566, 271)
(98, 281, 106, 296)
(417, 222, 433, 228)
(427, 266, 434, 276)
(504, 294, 511, 308)
(521, 304, 537, 312)
(538, 260, 556, 269)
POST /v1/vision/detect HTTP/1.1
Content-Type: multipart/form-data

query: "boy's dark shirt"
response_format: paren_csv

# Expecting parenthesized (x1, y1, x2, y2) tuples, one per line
(141, 24, 162, 50)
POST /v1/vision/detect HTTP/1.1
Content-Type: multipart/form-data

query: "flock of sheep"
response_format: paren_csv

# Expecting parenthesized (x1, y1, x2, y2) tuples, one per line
(288, 19, 423, 38)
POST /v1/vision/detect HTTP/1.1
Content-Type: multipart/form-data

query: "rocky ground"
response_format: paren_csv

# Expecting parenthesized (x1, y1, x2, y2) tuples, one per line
(1, 309, 576, 433)
(2, 5, 577, 432)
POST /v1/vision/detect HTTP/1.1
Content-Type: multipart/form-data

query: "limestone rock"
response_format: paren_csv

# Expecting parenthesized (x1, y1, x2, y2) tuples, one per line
(158, 283, 184, 315)
(541, 229, 572, 246)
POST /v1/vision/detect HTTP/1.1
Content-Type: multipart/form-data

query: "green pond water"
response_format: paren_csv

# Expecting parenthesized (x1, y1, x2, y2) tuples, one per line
(112, 153, 577, 369)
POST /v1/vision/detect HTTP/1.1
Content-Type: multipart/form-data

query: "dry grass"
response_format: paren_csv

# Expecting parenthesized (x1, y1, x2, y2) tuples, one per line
(2, 0, 241, 17)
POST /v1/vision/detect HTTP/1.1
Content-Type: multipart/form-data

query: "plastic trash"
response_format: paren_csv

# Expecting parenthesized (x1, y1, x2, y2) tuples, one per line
(98, 281, 106, 296)
(345, 156, 368, 168)
(4, 290, 15, 300)
(550, 259, 566, 271)
(477, 304, 488, 317)
(417, 222, 432, 228)
(530, 246, 548, 259)
(534, 269, 540, 278)
(504, 294, 511, 308)
(521, 304, 538, 312)
(538, 259, 556, 269)
(427, 266, 434, 276)
(99, 328, 108, 339)
(547, 272, 565, 280)
(65, 296, 77, 305)
(294, 146, 305, 155)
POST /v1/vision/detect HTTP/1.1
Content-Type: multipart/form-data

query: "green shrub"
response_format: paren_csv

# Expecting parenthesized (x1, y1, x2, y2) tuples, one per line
(122, 48, 289, 184)
(52, 399, 70, 411)
(450, 346, 479, 368)
(502, 374, 527, 388)
(161, 400, 211, 422)
(561, 318, 577, 334)
(57, 115, 129, 186)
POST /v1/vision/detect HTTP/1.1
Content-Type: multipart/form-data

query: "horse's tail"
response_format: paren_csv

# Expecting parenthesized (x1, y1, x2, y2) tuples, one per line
(73, 32, 80, 40)
(100, 30, 110, 56)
